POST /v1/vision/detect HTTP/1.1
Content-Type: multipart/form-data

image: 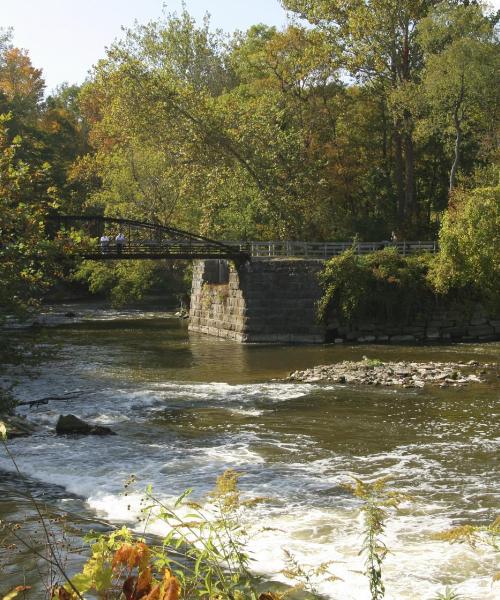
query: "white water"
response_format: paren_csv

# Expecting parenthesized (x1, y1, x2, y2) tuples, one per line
(1, 307, 498, 599)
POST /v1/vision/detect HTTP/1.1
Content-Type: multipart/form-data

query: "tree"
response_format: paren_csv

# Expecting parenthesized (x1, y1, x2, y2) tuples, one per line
(282, 0, 443, 229)
(0, 47, 44, 123)
(430, 175, 500, 303)
(41, 83, 91, 212)
(0, 44, 86, 312)
(418, 2, 500, 192)
(0, 116, 61, 313)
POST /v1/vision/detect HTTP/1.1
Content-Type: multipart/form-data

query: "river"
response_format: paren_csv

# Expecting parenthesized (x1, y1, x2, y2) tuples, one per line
(1, 305, 499, 599)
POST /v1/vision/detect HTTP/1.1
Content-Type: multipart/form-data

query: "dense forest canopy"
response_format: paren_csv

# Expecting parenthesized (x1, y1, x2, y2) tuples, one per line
(0, 0, 498, 309)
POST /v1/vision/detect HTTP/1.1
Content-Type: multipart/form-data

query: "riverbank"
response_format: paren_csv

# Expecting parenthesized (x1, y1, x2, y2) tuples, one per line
(288, 358, 498, 388)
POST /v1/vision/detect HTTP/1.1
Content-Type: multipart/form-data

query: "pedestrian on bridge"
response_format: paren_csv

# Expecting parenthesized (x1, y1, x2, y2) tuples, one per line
(115, 232, 126, 255)
(100, 234, 110, 253)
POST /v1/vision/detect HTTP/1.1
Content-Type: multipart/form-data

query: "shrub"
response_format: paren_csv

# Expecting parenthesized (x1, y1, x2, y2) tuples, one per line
(429, 181, 500, 308)
(317, 248, 437, 324)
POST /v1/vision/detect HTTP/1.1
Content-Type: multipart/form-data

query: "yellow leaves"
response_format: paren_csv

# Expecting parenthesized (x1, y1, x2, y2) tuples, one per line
(433, 524, 479, 546)
(433, 516, 500, 550)
(209, 469, 242, 510)
(0, 420, 7, 441)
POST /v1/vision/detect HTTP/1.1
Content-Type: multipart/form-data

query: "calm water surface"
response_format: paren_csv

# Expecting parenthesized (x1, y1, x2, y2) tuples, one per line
(1, 306, 499, 599)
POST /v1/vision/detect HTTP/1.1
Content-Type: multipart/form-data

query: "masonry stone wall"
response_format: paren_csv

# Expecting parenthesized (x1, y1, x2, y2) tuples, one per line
(189, 259, 324, 342)
(188, 259, 500, 344)
(325, 307, 500, 344)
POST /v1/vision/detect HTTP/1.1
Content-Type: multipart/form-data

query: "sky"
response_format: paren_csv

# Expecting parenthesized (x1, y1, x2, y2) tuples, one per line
(1, 1, 499, 94)
(1, 0, 289, 93)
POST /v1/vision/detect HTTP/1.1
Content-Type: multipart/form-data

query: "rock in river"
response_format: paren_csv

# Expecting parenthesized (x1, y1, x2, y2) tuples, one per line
(56, 414, 116, 436)
(2, 415, 38, 439)
(287, 359, 494, 388)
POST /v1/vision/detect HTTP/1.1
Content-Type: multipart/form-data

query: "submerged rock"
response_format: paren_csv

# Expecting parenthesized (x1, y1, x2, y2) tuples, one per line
(2, 415, 38, 439)
(56, 414, 115, 436)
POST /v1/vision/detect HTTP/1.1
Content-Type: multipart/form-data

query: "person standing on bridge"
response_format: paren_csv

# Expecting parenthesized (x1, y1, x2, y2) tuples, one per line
(115, 232, 126, 255)
(100, 234, 110, 254)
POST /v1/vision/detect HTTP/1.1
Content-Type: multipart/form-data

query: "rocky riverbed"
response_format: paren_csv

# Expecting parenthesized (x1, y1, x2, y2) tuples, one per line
(288, 358, 497, 388)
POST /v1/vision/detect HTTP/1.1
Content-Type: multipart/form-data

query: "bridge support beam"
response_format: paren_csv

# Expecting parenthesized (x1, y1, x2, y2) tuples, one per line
(188, 259, 326, 343)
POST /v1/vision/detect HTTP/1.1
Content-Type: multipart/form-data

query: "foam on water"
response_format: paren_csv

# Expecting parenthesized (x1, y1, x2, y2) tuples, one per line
(3, 320, 499, 599)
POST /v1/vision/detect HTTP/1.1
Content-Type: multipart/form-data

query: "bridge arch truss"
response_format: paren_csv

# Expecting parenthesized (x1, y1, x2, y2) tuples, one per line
(49, 215, 250, 261)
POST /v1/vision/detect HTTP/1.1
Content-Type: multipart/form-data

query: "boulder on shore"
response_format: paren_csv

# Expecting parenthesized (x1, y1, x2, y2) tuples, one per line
(56, 414, 116, 436)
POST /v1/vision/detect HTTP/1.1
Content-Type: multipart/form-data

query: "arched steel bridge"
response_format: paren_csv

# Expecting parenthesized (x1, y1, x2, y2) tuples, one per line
(49, 214, 438, 260)
(49, 214, 251, 261)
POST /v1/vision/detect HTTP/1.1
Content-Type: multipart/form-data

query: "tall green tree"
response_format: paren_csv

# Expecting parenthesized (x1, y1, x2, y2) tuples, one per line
(282, 0, 443, 229)
(0, 116, 60, 313)
(418, 2, 499, 192)
(0, 41, 87, 312)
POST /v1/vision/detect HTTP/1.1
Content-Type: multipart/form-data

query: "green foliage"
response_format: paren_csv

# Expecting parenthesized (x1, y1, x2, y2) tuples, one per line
(433, 588, 463, 600)
(0, 116, 62, 314)
(430, 180, 500, 306)
(1, 3, 499, 313)
(362, 357, 384, 368)
(0, 41, 89, 314)
(417, 2, 499, 191)
(73, 260, 157, 307)
(317, 248, 437, 323)
(62, 471, 263, 600)
(344, 477, 410, 600)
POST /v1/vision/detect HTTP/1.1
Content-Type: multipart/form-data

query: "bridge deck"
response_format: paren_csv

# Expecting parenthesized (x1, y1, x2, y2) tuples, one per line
(49, 213, 437, 260)
(84, 242, 247, 260)
(235, 240, 438, 258)
(84, 240, 438, 260)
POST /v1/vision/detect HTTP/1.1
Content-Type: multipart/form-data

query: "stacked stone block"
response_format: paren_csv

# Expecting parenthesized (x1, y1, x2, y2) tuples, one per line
(189, 259, 499, 344)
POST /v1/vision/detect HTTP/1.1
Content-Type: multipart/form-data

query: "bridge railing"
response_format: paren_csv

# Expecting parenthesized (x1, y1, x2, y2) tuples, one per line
(225, 240, 438, 259)
(81, 239, 438, 259)
(85, 240, 245, 258)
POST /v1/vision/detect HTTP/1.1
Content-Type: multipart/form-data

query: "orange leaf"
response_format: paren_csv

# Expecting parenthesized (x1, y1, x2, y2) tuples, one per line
(160, 570, 180, 600)
(51, 587, 73, 600)
(113, 542, 151, 571)
(136, 567, 153, 597)
(142, 584, 161, 600)
(113, 543, 134, 570)
(134, 542, 150, 570)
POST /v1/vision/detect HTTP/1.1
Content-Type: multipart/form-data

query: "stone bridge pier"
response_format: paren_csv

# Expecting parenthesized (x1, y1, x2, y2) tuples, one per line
(188, 259, 500, 344)
(188, 259, 325, 343)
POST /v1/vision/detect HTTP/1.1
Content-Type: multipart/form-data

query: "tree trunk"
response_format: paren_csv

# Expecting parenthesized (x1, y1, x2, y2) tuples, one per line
(449, 75, 465, 194)
(404, 129, 416, 218)
(449, 107, 463, 194)
(393, 127, 405, 221)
